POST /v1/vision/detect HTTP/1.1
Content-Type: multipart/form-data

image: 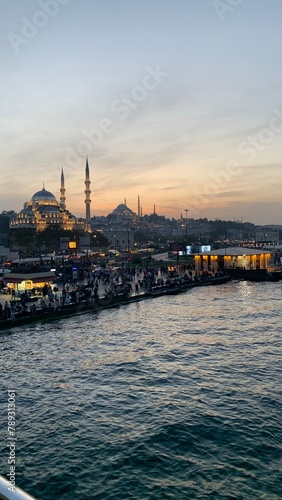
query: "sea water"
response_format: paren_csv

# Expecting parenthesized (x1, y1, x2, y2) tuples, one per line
(1, 281, 281, 499)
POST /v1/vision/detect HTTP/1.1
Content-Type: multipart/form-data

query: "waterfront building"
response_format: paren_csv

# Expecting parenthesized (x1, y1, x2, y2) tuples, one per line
(194, 247, 272, 273)
(4, 268, 56, 293)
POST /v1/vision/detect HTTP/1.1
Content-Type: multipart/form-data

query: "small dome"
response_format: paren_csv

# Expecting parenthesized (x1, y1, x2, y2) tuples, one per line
(40, 206, 60, 213)
(20, 207, 33, 215)
(32, 187, 57, 203)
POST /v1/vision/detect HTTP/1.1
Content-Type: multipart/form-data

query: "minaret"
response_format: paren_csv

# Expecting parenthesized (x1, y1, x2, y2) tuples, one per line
(60, 167, 66, 210)
(84, 157, 91, 230)
(138, 195, 140, 219)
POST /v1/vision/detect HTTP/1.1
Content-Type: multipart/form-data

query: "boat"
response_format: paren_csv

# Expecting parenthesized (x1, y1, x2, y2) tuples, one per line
(194, 275, 232, 286)
(226, 268, 282, 282)
(149, 284, 185, 296)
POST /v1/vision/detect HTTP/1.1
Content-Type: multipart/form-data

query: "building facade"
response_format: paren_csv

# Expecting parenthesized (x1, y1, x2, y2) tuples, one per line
(10, 160, 91, 232)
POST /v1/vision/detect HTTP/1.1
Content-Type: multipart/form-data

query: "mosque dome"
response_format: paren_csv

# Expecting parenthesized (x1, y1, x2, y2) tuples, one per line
(20, 207, 34, 215)
(112, 203, 135, 217)
(31, 187, 57, 203)
(41, 206, 60, 213)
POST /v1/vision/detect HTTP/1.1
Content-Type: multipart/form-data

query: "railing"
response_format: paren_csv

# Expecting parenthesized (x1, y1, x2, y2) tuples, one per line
(0, 476, 35, 500)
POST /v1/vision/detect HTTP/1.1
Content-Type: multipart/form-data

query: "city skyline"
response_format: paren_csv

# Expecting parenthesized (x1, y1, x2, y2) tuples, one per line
(1, 0, 282, 224)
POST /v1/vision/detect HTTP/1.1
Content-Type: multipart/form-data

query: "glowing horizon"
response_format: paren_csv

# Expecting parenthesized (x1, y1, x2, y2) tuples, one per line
(1, 0, 282, 225)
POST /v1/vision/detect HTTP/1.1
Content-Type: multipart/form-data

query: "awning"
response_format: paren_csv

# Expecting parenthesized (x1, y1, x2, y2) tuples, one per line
(4, 272, 56, 283)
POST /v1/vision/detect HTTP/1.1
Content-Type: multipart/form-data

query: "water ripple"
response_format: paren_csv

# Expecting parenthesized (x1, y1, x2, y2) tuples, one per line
(1, 282, 282, 499)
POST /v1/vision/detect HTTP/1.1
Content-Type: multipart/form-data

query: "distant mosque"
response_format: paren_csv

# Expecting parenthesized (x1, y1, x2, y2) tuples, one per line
(11, 158, 91, 232)
(108, 195, 142, 223)
(112, 198, 136, 220)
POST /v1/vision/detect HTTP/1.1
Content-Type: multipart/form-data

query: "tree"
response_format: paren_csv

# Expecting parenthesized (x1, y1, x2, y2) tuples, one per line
(134, 231, 148, 245)
(91, 231, 109, 248)
(10, 228, 37, 255)
(35, 226, 66, 253)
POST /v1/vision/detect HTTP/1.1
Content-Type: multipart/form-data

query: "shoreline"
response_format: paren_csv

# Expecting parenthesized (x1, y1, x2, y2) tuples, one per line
(0, 275, 231, 331)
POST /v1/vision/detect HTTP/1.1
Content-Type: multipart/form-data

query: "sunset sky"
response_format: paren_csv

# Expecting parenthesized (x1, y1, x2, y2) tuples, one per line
(1, 0, 282, 224)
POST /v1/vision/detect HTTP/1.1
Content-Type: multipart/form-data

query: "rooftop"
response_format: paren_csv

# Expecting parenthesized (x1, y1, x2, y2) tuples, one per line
(199, 247, 271, 256)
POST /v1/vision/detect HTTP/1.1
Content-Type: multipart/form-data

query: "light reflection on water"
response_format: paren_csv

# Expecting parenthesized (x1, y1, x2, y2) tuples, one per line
(0, 281, 282, 499)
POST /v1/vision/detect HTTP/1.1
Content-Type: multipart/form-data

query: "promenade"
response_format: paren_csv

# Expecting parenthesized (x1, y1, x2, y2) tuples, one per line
(0, 267, 167, 311)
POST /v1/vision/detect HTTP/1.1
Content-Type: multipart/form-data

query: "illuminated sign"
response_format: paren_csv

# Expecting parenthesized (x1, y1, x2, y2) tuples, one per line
(68, 241, 77, 249)
(200, 245, 211, 252)
(186, 246, 192, 254)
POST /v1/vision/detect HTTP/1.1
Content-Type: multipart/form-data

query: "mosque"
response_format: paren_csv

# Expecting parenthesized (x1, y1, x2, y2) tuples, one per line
(10, 159, 92, 232)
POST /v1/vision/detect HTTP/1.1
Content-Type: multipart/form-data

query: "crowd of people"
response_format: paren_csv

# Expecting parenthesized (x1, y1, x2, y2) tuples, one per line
(0, 264, 226, 322)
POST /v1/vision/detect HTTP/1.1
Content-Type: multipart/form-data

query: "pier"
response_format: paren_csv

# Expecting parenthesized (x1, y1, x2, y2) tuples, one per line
(0, 268, 231, 331)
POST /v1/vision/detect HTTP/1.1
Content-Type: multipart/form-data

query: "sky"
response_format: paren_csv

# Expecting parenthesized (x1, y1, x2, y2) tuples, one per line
(1, 0, 282, 225)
